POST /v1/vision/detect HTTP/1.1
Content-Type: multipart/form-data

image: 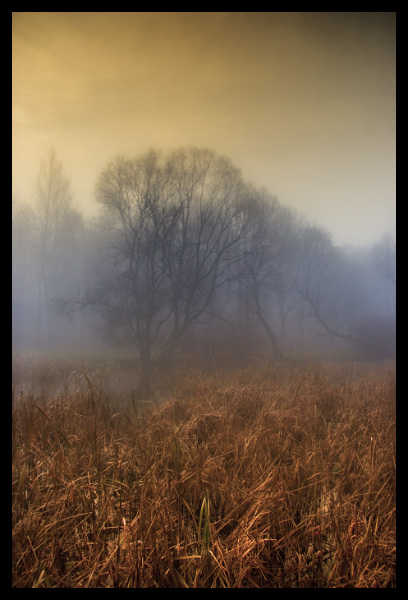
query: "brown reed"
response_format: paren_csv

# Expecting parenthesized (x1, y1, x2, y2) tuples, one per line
(12, 358, 396, 587)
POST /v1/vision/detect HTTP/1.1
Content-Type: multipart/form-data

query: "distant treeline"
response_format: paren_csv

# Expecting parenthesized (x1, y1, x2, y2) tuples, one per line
(12, 147, 396, 376)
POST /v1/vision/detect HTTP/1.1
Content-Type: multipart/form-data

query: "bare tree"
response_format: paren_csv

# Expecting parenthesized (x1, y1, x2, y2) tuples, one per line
(227, 187, 295, 359)
(33, 147, 82, 345)
(373, 232, 396, 285)
(293, 225, 360, 347)
(81, 148, 247, 395)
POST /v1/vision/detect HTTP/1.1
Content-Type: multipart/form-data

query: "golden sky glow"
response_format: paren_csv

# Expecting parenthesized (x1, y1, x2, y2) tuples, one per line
(12, 12, 396, 246)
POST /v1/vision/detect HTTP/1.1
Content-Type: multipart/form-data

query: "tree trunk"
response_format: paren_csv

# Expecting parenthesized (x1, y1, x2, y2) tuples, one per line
(136, 347, 153, 401)
(253, 291, 282, 360)
(255, 308, 282, 360)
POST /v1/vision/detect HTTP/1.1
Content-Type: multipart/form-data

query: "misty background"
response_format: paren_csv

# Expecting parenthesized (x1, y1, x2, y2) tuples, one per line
(12, 12, 395, 247)
(12, 12, 396, 367)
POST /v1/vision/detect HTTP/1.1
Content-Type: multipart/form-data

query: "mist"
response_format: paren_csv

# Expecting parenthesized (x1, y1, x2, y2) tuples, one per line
(12, 17, 396, 584)
(12, 13, 396, 368)
(12, 145, 395, 370)
(12, 12, 395, 248)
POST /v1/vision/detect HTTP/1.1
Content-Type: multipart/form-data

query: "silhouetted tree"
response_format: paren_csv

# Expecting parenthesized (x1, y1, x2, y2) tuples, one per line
(292, 225, 360, 348)
(80, 147, 247, 395)
(228, 187, 295, 359)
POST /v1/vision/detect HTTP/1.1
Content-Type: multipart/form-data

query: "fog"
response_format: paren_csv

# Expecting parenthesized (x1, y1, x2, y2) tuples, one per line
(12, 13, 396, 373)
(12, 12, 395, 248)
(12, 144, 395, 373)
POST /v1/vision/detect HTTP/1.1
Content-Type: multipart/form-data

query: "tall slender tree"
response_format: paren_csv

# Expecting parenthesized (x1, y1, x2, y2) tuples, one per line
(34, 147, 82, 345)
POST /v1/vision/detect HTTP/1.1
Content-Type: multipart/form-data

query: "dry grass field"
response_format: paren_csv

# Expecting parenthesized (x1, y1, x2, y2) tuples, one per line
(12, 355, 396, 587)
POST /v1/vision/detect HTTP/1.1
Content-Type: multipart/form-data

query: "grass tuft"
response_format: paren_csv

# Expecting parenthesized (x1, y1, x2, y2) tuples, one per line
(12, 358, 396, 587)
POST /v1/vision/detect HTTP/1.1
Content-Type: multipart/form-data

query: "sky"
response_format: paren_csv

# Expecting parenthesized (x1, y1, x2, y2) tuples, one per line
(12, 12, 396, 248)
